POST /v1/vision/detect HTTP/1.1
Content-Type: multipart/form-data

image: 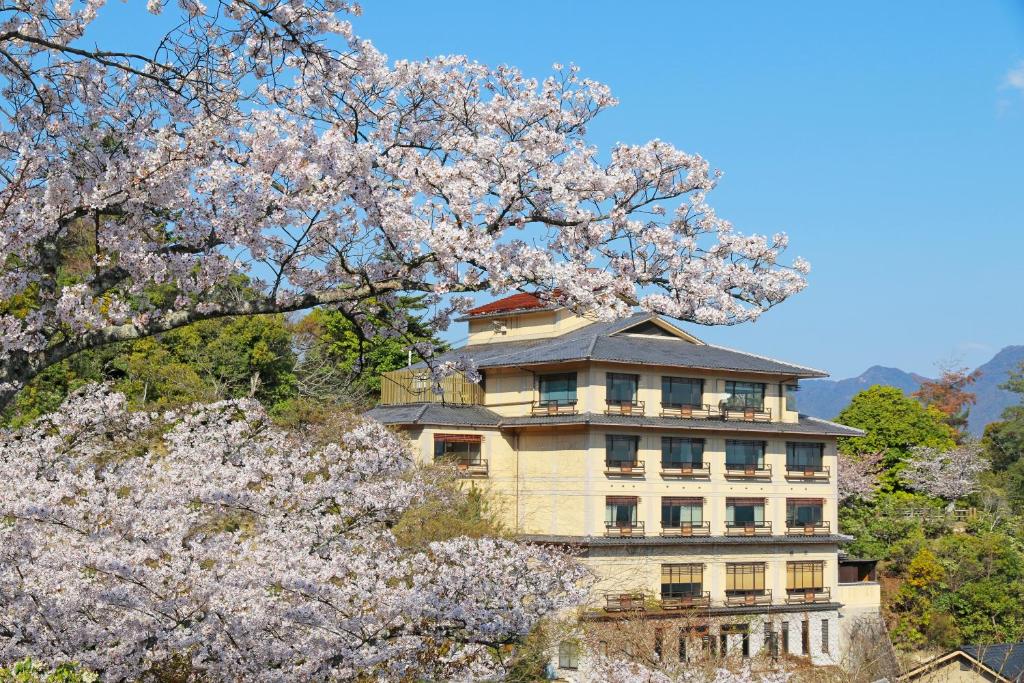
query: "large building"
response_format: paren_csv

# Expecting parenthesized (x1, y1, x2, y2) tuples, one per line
(367, 293, 882, 674)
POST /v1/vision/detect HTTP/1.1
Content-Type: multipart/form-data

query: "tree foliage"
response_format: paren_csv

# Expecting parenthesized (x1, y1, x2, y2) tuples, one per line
(912, 366, 980, 439)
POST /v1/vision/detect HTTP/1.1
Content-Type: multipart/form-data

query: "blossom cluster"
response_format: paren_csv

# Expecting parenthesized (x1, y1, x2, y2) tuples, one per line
(902, 442, 989, 500)
(0, 385, 589, 681)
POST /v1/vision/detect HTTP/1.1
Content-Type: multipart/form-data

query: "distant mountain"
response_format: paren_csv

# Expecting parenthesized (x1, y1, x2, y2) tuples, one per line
(799, 347, 1024, 436)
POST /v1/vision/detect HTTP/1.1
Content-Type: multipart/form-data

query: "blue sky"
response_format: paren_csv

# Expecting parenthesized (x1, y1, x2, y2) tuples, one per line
(350, 1, 1024, 378)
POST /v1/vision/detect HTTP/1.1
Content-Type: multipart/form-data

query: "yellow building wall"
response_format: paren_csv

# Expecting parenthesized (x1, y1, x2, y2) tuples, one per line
(467, 308, 595, 345)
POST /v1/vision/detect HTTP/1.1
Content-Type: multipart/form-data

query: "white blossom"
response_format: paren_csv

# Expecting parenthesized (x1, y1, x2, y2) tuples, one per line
(902, 442, 989, 500)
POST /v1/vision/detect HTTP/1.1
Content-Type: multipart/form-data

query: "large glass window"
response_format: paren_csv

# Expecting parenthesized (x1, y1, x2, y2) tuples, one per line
(661, 563, 703, 598)
(724, 381, 766, 410)
(726, 562, 765, 593)
(725, 440, 765, 469)
(605, 496, 638, 527)
(786, 442, 824, 470)
(661, 376, 703, 407)
(784, 384, 799, 412)
(787, 561, 825, 592)
(538, 373, 577, 406)
(726, 498, 765, 525)
(606, 373, 639, 405)
(787, 499, 824, 526)
(606, 435, 639, 466)
(661, 437, 704, 467)
(661, 497, 703, 527)
(433, 434, 482, 464)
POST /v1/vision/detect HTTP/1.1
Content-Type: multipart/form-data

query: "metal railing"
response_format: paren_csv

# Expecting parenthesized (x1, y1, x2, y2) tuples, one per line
(605, 460, 645, 475)
(785, 520, 831, 536)
(660, 521, 711, 537)
(660, 591, 711, 610)
(723, 463, 772, 478)
(725, 589, 773, 607)
(724, 521, 773, 536)
(604, 591, 646, 612)
(721, 405, 772, 422)
(605, 400, 645, 416)
(531, 400, 578, 416)
(660, 403, 720, 419)
(604, 521, 645, 537)
(785, 587, 831, 604)
(660, 462, 711, 477)
(785, 465, 830, 480)
(445, 458, 488, 477)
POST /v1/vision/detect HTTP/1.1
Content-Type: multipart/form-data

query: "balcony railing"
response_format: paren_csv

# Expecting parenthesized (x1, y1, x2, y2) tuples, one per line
(605, 400, 645, 416)
(660, 462, 711, 478)
(785, 465, 830, 480)
(785, 587, 831, 604)
(723, 463, 772, 479)
(660, 403, 720, 420)
(605, 460, 645, 476)
(721, 405, 772, 422)
(785, 520, 831, 536)
(604, 591, 646, 612)
(660, 521, 711, 537)
(443, 458, 488, 477)
(531, 400, 578, 416)
(661, 591, 711, 610)
(725, 589, 773, 607)
(605, 521, 645, 537)
(724, 521, 773, 536)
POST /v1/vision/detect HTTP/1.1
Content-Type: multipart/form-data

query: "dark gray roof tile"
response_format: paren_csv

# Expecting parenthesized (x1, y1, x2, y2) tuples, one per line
(365, 403, 502, 427)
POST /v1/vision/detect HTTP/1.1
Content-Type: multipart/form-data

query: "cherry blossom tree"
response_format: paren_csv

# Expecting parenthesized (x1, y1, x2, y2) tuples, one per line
(837, 451, 883, 503)
(0, 385, 589, 680)
(901, 442, 989, 500)
(584, 658, 792, 683)
(0, 1, 810, 409)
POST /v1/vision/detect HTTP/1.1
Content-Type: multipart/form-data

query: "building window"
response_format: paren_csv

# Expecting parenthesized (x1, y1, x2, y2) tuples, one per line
(661, 376, 703, 407)
(606, 435, 640, 467)
(766, 627, 779, 659)
(606, 372, 639, 405)
(781, 621, 789, 654)
(724, 381, 766, 410)
(538, 372, 577, 406)
(726, 498, 765, 528)
(822, 619, 830, 654)
(661, 497, 703, 529)
(784, 383, 799, 412)
(787, 561, 825, 595)
(787, 499, 824, 528)
(433, 434, 482, 465)
(661, 563, 703, 599)
(725, 440, 765, 470)
(801, 619, 810, 656)
(605, 496, 638, 528)
(725, 562, 766, 595)
(678, 632, 687, 662)
(786, 442, 824, 471)
(654, 628, 664, 661)
(558, 641, 579, 670)
(661, 437, 704, 468)
(721, 625, 750, 658)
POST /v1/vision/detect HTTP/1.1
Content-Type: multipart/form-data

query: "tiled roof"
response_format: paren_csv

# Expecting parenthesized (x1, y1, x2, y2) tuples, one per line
(418, 312, 829, 378)
(961, 643, 1024, 681)
(364, 403, 865, 437)
(520, 533, 851, 547)
(463, 292, 552, 317)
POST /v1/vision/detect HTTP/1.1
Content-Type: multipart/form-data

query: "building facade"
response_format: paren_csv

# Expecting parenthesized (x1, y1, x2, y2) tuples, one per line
(366, 294, 882, 675)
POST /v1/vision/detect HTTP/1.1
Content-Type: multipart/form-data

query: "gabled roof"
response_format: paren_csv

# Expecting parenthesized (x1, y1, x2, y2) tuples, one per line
(421, 312, 828, 378)
(461, 293, 555, 319)
(901, 643, 1024, 682)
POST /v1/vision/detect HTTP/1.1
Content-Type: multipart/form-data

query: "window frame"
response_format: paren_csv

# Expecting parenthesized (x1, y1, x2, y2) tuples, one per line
(605, 496, 639, 527)
(538, 372, 578, 406)
(724, 380, 766, 410)
(661, 496, 704, 527)
(661, 376, 704, 408)
(725, 562, 766, 594)
(661, 437, 704, 467)
(606, 372, 640, 405)
(433, 434, 482, 464)
(786, 498, 824, 527)
(725, 440, 766, 470)
(605, 434, 640, 467)
(726, 497, 766, 526)
(786, 561, 826, 592)
(786, 442, 824, 471)
(660, 562, 704, 599)
(557, 641, 580, 670)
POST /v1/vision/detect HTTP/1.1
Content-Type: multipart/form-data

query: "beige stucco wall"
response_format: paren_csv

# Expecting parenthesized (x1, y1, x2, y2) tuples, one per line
(467, 308, 596, 344)
(837, 581, 881, 610)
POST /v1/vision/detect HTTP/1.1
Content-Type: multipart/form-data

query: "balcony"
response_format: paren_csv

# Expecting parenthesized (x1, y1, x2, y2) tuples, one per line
(721, 405, 772, 422)
(660, 521, 711, 537)
(785, 465, 830, 481)
(605, 521, 645, 538)
(785, 520, 831, 536)
(724, 521, 773, 537)
(661, 591, 711, 610)
(531, 400, 578, 416)
(605, 400, 645, 416)
(785, 587, 831, 605)
(724, 589, 773, 607)
(605, 460, 645, 476)
(723, 463, 772, 479)
(604, 591, 646, 612)
(660, 403, 720, 420)
(660, 462, 711, 478)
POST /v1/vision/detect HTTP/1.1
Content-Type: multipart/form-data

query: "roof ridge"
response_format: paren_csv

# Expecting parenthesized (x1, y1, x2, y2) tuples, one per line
(702, 342, 829, 377)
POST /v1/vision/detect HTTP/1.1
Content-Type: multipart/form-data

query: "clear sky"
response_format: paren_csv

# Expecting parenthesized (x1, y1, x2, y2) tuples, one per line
(348, 1, 1024, 378)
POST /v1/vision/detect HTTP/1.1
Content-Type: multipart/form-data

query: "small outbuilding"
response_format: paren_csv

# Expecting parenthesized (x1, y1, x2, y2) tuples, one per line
(899, 643, 1024, 682)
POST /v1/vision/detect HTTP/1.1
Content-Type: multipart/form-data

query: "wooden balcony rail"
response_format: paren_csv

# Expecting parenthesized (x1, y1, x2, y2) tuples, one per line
(785, 465, 830, 480)
(661, 591, 711, 610)
(452, 459, 488, 477)
(721, 405, 772, 422)
(660, 403, 720, 419)
(725, 589, 773, 607)
(723, 463, 772, 479)
(604, 521, 645, 537)
(785, 587, 831, 604)
(531, 400, 578, 416)
(605, 400, 645, 416)
(660, 462, 711, 478)
(604, 591, 646, 612)
(785, 520, 831, 536)
(724, 521, 773, 536)
(605, 460, 646, 476)
(660, 521, 711, 537)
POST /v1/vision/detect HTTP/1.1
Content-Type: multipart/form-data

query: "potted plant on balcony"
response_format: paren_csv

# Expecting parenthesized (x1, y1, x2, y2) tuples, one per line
(680, 522, 692, 537)
(680, 405, 693, 418)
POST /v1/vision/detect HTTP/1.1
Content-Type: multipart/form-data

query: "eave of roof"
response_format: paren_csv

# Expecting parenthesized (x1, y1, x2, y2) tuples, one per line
(520, 533, 851, 547)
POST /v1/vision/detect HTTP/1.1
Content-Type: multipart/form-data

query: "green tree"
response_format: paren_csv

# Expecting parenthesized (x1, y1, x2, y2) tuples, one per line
(983, 362, 1024, 472)
(836, 385, 956, 490)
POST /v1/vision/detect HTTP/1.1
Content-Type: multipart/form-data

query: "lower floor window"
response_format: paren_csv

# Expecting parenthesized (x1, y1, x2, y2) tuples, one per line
(558, 641, 579, 670)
